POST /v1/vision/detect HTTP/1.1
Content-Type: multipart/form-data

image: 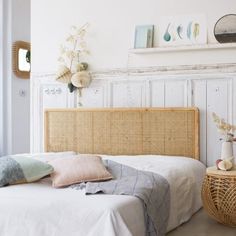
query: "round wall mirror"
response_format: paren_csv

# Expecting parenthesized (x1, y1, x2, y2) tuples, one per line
(214, 14, 236, 43)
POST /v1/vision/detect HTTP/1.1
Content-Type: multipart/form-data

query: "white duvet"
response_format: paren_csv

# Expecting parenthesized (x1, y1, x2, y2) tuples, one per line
(0, 155, 206, 236)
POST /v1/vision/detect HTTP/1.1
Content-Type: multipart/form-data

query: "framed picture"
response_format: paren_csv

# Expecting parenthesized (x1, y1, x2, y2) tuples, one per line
(159, 15, 207, 46)
(134, 25, 154, 48)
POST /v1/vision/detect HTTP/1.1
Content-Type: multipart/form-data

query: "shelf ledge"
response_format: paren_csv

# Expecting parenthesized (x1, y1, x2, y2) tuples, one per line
(129, 43, 236, 54)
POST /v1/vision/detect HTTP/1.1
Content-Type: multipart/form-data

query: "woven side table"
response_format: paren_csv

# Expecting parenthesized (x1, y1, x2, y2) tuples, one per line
(201, 166, 236, 227)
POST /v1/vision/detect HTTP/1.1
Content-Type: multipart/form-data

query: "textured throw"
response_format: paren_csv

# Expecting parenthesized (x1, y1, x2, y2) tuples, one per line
(73, 160, 170, 236)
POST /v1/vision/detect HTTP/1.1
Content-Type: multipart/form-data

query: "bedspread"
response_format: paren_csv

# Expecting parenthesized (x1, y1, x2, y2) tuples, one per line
(0, 155, 206, 236)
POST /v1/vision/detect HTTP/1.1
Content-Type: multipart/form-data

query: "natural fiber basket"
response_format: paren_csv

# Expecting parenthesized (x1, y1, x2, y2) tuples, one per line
(201, 166, 236, 227)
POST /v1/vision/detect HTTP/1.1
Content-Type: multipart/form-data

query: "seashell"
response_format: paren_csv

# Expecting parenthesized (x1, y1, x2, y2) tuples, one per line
(218, 159, 233, 171)
(226, 156, 234, 163)
(216, 159, 222, 170)
(71, 71, 91, 88)
(76, 62, 88, 72)
(55, 65, 72, 83)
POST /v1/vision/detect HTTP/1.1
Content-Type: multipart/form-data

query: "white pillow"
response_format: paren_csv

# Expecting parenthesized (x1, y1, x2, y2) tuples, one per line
(13, 152, 76, 163)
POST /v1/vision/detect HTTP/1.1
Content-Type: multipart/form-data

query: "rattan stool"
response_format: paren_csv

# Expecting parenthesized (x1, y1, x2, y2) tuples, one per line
(201, 166, 236, 227)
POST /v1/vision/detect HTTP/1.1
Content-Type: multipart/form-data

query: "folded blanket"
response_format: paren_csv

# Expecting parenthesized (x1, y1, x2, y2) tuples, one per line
(72, 160, 170, 236)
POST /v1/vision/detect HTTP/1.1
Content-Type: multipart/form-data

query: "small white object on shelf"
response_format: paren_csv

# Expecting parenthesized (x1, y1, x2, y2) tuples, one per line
(129, 43, 236, 54)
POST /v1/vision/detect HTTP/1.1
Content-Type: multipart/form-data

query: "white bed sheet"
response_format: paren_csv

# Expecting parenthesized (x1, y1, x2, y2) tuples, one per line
(0, 155, 206, 236)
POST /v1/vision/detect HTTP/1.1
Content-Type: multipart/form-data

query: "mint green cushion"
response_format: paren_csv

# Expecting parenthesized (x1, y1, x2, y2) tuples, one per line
(0, 156, 54, 187)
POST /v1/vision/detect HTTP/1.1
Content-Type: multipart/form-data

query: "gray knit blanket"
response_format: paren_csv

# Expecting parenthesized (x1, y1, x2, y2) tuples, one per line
(72, 160, 170, 236)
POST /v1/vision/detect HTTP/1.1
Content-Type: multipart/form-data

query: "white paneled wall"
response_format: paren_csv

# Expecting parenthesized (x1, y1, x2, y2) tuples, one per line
(150, 81, 165, 107)
(111, 80, 146, 108)
(165, 80, 188, 107)
(31, 79, 75, 153)
(206, 79, 233, 166)
(80, 80, 108, 108)
(192, 80, 207, 164)
(31, 68, 236, 166)
(191, 78, 234, 166)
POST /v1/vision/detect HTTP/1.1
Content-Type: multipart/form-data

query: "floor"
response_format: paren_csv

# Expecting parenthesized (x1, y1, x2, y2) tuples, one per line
(167, 209, 236, 236)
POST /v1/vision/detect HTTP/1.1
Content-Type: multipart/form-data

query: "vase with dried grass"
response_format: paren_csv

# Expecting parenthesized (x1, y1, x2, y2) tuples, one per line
(212, 112, 236, 169)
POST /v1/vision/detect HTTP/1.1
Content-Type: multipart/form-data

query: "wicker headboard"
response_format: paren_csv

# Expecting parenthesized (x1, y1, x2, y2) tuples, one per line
(44, 108, 199, 159)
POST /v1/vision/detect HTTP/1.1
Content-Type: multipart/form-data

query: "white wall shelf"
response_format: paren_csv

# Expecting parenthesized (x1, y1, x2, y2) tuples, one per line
(129, 43, 236, 54)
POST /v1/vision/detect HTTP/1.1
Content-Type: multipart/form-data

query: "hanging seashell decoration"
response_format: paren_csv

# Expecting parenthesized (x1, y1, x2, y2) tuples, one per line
(55, 65, 72, 83)
(56, 23, 91, 100)
(71, 71, 91, 88)
(76, 62, 88, 72)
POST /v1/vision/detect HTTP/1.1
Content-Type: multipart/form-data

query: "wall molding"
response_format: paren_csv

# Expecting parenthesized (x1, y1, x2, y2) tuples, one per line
(31, 63, 236, 81)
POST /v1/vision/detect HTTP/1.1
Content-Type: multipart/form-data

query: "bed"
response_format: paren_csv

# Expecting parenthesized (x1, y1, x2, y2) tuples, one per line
(0, 108, 206, 236)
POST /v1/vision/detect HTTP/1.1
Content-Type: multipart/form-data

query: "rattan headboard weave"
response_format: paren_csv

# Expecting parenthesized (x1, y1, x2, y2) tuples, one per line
(44, 108, 199, 159)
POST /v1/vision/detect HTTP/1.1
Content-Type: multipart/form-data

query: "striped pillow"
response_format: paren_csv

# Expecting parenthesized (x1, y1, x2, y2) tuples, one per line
(0, 156, 54, 187)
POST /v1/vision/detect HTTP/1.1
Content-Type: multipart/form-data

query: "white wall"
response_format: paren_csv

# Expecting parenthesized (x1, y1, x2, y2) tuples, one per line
(1, 0, 31, 155)
(1, 0, 12, 155)
(11, 0, 31, 154)
(0, 0, 3, 155)
(31, 0, 236, 164)
(31, 0, 236, 73)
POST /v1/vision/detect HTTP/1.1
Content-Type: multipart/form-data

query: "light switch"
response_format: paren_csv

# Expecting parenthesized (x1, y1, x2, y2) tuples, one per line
(19, 89, 26, 97)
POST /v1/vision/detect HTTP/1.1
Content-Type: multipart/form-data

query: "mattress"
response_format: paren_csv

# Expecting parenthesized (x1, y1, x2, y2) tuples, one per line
(0, 155, 206, 236)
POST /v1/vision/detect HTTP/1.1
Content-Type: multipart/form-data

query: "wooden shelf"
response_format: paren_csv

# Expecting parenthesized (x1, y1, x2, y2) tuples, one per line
(129, 43, 236, 54)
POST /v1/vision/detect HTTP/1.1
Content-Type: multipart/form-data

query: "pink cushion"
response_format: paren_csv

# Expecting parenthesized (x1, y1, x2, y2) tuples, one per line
(49, 155, 113, 188)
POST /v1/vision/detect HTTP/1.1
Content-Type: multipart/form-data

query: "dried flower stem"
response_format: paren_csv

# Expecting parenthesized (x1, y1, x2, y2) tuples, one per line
(69, 40, 78, 71)
(69, 22, 89, 71)
(212, 112, 236, 142)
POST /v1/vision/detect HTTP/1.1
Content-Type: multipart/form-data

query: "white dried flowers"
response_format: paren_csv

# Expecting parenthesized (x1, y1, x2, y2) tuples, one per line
(56, 23, 91, 93)
(212, 112, 236, 142)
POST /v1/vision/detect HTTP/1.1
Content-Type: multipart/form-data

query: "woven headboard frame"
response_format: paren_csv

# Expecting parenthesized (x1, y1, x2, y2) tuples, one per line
(44, 108, 199, 160)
